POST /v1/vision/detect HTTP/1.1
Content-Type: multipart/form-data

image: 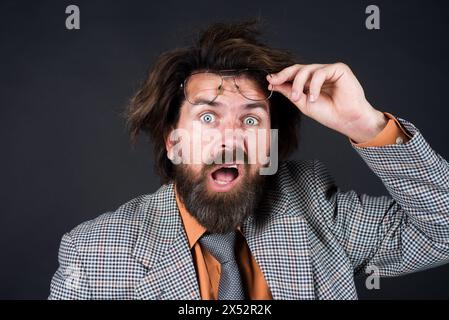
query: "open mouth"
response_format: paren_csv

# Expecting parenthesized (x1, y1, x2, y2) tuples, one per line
(208, 164, 242, 191)
(211, 165, 239, 184)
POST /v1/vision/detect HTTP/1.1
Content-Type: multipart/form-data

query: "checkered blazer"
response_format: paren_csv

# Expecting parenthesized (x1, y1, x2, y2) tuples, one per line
(49, 116, 449, 300)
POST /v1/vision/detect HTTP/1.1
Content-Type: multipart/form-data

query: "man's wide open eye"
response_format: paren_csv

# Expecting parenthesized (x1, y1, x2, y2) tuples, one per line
(199, 113, 215, 124)
(243, 116, 259, 126)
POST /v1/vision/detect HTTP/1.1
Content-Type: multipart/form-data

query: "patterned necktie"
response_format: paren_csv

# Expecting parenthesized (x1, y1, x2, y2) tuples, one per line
(199, 231, 246, 300)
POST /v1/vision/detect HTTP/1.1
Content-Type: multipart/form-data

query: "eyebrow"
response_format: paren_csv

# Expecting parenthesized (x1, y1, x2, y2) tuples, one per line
(191, 99, 269, 112)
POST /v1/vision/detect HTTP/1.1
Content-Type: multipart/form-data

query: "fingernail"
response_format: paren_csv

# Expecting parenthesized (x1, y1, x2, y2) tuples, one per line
(309, 94, 315, 102)
(268, 84, 273, 91)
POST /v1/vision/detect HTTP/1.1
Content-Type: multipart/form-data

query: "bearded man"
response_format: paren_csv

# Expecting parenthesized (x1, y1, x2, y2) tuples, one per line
(49, 20, 449, 300)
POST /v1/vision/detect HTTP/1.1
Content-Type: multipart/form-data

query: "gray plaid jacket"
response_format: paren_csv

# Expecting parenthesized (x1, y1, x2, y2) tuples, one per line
(49, 117, 449, 300)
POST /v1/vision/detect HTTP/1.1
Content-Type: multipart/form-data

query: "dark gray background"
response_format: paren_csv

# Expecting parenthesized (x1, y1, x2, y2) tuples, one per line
(1, 0, 448, 299)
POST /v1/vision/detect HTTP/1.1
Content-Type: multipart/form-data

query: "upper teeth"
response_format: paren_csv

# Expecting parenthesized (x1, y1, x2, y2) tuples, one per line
(223, 164, 237, 169)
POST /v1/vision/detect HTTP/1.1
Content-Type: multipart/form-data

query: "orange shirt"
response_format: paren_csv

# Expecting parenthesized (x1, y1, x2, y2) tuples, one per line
(175, 190, 273, 299)
(175, 111, 410, 300)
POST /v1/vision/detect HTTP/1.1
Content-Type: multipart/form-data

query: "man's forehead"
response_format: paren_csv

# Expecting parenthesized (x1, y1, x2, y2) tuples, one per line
(189, 99, 270, 112)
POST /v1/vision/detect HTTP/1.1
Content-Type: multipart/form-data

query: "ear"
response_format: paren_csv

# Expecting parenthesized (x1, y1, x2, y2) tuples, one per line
(165, 126, 176, 161)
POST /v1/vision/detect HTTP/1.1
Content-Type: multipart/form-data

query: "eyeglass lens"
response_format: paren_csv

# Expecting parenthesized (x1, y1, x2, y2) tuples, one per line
(184, 70, 272, 105)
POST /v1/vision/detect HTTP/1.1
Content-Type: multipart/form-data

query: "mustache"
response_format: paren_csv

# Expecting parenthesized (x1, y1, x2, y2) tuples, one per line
(203, 147, 249, 169)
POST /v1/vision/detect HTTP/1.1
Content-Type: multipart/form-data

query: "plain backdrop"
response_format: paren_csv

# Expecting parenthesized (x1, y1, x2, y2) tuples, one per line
(1, 0, 448, 299)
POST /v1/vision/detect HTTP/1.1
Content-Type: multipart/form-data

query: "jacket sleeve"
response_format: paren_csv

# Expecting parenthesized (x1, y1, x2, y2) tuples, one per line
(48, 232, 92, 299)
(314, 116, 449, 276)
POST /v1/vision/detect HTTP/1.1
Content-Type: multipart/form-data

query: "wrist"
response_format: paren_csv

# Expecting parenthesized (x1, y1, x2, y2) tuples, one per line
(348, 110, 388, 144)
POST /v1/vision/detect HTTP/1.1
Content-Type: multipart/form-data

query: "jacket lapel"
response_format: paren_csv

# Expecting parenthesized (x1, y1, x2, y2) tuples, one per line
(242, 173, 315, 300)
(133, 183, 201, 300)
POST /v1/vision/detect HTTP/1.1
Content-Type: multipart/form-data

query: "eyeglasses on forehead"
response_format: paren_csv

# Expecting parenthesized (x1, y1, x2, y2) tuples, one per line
(180, 68, 274, 105)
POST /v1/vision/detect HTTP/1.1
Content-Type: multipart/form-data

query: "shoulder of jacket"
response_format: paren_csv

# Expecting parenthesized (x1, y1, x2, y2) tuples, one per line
(65, 192, 157, 246)
(275, 159, 336, 211)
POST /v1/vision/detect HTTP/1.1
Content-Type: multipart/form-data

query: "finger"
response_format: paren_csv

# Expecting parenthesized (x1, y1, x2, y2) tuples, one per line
(290, 65, 321, 102)
(267, 64, 302, 85)
(308, 68, 327, 102)
(320, 62, 349, 84)
(268, 64, 322, 86)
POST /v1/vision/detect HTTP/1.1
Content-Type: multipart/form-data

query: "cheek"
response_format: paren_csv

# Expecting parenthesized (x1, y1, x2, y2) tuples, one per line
(263, 121, 273, 155)
(176, 163, 203, 180)
(244, 126, 272, 165)
(186, 163, 203, 175)
(170, 117, 200, 163)
(255, 117, 271, 152)
(265, 128, 272, 154)
(244, 163, 263, 180)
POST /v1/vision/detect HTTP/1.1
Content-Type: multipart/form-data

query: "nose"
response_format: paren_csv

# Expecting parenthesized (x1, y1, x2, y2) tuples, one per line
(215, 116, 247, 157)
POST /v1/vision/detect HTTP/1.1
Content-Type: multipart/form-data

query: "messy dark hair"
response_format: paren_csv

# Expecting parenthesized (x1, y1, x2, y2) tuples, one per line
(124, 18, 302, 183)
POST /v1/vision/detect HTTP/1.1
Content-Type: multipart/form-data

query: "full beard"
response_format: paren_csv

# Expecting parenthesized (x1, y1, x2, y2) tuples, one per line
(174, 163, 266, 234)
